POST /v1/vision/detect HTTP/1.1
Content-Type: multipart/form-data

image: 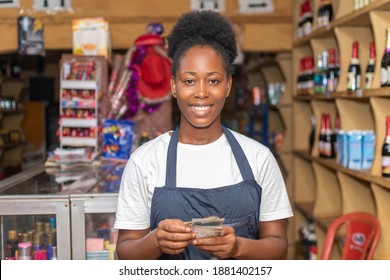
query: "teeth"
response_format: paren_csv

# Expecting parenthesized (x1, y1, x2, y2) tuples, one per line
(191, 105, 211, 111)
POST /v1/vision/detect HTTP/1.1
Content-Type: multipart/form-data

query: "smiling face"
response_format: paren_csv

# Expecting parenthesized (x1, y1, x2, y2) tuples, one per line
(171, 46, 232, 137)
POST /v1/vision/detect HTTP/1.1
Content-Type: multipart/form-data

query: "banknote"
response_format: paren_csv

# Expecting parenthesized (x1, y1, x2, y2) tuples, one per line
(187, 216, 225, 238)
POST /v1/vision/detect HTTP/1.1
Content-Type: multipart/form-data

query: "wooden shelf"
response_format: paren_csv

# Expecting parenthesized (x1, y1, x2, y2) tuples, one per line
(295, 150, 390, 190)
(295, 202, 337, 232)
(294, 87, 390, 101)
(293, 0, 390, 47)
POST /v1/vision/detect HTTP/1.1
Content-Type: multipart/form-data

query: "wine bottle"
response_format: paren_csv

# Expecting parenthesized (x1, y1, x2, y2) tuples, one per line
(347, 41, 362, 91)
(365, 42, 375, 89)
(5, 230, 18, 260)
(306, 56, 314, 94)
(297, 3, 305, 39)
(327, 48, 337, 93)
(380, 28, 390, 87)
(297, 58, 305, 94)
(319, 114, 326, 157)
(317, 0, 333, 27)
(382, 116, 390, 177)
(323, 114, 335, 158)
(303, 0, 313, 36)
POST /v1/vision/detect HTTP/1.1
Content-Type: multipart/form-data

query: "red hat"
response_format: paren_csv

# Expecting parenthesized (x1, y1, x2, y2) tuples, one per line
(138, 49, 172, 103)
(135, 34, 163, 46)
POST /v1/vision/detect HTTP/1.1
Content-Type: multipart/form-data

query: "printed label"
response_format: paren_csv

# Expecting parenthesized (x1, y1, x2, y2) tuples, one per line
(365, 73, 374, 89)
(382, 156, 390, 175)
(381, 67, 388, 85)
(347, 72, 356, 90)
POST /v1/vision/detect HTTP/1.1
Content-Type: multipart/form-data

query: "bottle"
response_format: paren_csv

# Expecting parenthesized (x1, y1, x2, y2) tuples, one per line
(382, 116, 390, 177)
(297, 3, 305, 39)
(309, 115, 316, 153)
(297, 58, 305, 94)
(365, 42, 376, 89)
(347, 41, 362, 91)
(319, 114, 326, 157)
(317, 0, 333, 27)
(380, 28, 390, 87)
(305, 56, 315, 94)
(314, 53, 323, 94)
(303, 0, 313, 36)
(321, 50, 329, 94)
(139, 131, 150, 146)
(335, 51, 340, 90)
(5, 230, 18, 260)
(327, 48, 337, 93)
(323, 114, 335, 158)
(333, 114, 340, 159)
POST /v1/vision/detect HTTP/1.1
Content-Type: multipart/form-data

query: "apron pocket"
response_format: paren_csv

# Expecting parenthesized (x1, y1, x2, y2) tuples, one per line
(224, 212, 257, 239)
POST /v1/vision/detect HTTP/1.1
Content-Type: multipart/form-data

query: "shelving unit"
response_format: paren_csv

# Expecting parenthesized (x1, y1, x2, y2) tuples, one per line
(292, 0, 390, 259)
(59, 55, 108, 153)
(0, 80, 25, 176)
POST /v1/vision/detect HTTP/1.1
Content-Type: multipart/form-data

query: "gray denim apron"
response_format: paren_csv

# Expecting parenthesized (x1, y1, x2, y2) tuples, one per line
(150, 126, 262, 259)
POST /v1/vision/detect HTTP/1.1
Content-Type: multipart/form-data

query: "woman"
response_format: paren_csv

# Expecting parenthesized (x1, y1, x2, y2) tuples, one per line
(114, 10, 293, 260)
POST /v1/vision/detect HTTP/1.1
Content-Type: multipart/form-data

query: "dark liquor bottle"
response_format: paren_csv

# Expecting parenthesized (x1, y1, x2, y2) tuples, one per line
(335, 50, 340, 90)
(297, 3, 305, 39)
(347, 41, 361, 91)
(319, 114, 326, 157)
(327, 48, 337, 93)
(297, 58, 304, 94)
(380, 28, 390, 87)
(382, 116, 390, 177)
(309, 115, 316, 153)
(306, 56, 314, 94)
(365, 42, 376, 89)
(317, 0, 333, 27)
(5, 230, 18, 260)
(303, 0, 313, 36)
(139, 131, 150, 146)
(323, 114, 335, 158)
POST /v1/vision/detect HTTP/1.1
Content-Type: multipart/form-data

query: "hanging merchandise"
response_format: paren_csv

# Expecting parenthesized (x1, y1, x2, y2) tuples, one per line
(102, 119, 135, 162)
(72, 17, 111, 61)
(17, 15, 45, 56)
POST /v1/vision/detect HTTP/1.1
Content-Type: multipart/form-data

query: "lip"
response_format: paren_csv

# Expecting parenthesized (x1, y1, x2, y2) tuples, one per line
(188, 104, 214, 115)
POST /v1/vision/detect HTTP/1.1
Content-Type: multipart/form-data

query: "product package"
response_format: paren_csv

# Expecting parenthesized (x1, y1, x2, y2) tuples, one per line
(72, 17, 111, 61)
(17, 16, 45, 56)
(347, 131, 363, 170)
(362, 130, 375, 170)
(102, 119, 135, 161)
(336, 131, 348, 168)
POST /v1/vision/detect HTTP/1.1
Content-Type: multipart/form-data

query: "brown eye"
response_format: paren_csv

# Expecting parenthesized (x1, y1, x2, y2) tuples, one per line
(184, 79, 195, 86)
(208, 79, 219, 85)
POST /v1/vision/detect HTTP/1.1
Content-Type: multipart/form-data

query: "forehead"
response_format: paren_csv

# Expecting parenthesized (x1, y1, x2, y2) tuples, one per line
(178, 46, 225, 72)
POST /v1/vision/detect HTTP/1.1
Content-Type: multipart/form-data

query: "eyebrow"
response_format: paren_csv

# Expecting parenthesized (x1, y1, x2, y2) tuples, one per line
(181, 71, 222, 76)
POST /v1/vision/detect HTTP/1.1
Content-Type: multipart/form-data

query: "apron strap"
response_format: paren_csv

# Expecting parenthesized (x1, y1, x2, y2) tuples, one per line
(165, 126, 255, 188)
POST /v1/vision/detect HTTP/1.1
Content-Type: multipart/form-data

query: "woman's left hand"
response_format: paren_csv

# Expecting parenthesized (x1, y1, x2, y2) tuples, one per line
(192, 226, 239, 259)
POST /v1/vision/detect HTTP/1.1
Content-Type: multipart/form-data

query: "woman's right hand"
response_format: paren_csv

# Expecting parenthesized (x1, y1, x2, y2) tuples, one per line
(154, 219, 195, 255)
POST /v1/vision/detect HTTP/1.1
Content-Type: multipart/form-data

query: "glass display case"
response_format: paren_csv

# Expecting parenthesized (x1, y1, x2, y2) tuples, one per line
(0, 161, 125, 260)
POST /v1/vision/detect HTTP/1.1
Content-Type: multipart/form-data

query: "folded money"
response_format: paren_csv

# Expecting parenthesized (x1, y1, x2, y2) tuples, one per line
(185, 216, 225, 239)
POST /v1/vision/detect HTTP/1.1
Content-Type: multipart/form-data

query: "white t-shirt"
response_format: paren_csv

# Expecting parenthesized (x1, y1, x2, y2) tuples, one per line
(114, 129, 293, 230)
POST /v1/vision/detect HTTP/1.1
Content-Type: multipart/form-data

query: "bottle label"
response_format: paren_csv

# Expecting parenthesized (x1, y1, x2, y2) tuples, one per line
(381, 67, 388, 86)
(387, 66, 390, 85)
(365, 73, 374, 89)
(347, 72, 360, 90)
(382, 156, 390, 175)
(318, 141, 324, 155)
(323, 142, 332, 157)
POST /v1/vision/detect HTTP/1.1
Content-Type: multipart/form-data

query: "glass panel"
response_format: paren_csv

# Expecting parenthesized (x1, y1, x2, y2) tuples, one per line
(85, 213, 117, 260)
(1, 214, 57, 260)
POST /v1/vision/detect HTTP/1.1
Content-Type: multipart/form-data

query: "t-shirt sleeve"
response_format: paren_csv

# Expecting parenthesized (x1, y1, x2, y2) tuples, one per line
(257, 149, 294, 221)
(114, 157, 150, 230)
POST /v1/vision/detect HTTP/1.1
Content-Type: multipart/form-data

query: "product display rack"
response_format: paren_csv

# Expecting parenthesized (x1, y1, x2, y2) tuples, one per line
(292, 0, 390, 259)
(59, 55, 108, 152)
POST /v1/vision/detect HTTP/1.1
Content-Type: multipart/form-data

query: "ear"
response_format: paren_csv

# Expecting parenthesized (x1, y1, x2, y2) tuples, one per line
(170, 76, 176, 98)
(225, 75, 232, 98)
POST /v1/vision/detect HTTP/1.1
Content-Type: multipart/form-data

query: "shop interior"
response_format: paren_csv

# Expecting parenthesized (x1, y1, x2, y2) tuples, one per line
(0, 0, 389, 260)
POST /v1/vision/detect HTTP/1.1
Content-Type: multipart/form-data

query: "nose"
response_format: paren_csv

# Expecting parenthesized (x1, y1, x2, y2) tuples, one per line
(194, 80, 209, 99)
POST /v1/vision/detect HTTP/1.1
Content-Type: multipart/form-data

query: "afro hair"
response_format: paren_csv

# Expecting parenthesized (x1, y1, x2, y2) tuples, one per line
(167, 10, 238, 75)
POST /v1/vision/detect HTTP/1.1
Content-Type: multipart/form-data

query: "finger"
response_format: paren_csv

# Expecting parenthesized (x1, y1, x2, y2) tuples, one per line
(159, 220, 192, 233)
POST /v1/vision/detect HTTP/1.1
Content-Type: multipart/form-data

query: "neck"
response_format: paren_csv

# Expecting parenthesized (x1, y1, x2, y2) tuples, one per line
(178, 118, 223, 145)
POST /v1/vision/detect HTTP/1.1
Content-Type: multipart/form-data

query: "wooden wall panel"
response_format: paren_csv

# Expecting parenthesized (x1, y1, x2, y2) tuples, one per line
(0, 0, 292, 52)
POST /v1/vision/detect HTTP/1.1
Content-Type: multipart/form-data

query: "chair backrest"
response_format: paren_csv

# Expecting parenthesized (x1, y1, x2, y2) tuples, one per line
(321, 212, 381, 260)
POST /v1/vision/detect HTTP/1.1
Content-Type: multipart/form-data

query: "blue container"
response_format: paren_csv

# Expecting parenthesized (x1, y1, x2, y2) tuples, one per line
(362, 130, 375, 170)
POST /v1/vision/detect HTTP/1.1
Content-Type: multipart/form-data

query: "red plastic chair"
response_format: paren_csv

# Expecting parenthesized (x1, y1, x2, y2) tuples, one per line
(321, 212, 381, 260)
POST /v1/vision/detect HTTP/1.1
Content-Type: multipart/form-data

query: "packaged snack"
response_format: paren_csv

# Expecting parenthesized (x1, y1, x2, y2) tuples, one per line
(102, 119, 135, 161)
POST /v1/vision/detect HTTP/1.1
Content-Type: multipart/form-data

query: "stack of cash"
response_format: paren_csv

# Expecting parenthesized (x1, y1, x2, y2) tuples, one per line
(186, 216, 225, 238)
